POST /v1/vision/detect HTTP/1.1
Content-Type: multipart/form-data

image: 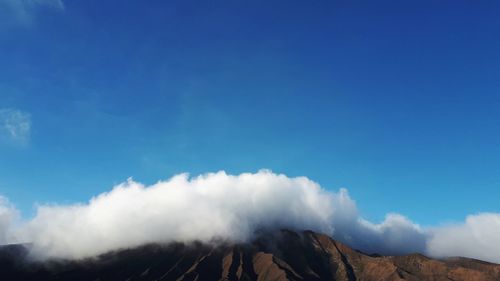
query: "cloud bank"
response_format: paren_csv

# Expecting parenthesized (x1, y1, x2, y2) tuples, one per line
(0, 171, 498, 263)
(0, 108, 31, 145)
(427, 213, 500, 263)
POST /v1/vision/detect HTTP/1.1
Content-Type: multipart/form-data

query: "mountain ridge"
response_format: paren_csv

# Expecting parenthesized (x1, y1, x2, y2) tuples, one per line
(1, 229, 499, 281)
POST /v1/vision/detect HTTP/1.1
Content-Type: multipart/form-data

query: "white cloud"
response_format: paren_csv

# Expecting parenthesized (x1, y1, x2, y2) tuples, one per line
(0, 170, 498, 264)
(0, 0, 64, 26)
(427, 213, 500, 263)
(1, 171, 425, 260)
(13, 171, 339, 259)
(0, 108, 31, 145)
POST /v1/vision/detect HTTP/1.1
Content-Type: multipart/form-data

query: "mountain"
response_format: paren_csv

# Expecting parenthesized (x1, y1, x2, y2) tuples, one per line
(1, 230, 499, 281)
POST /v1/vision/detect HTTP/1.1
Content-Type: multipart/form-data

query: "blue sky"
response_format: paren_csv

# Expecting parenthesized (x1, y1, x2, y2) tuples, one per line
(0, 0, 499, 225)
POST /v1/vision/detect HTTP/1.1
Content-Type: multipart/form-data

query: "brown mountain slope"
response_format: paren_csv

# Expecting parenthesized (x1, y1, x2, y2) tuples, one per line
(1, 229, 499, 281)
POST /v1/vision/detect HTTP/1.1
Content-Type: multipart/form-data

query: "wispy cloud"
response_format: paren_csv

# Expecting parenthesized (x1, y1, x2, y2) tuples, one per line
(0, 197, 17, 243)
(0, 108, 31, 145)
(0, 0, 64, 26)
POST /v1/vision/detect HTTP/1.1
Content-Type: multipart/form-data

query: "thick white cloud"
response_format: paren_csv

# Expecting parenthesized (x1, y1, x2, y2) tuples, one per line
(0, 108, 31, 145)
(15, 171, 341, 259)
(0, 170, 498, 263)
(427, 213, 500, 263)
(0, 171, 423, 259)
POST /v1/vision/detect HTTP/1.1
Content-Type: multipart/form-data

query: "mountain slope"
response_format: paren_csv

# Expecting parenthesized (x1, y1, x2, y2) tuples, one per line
(1, 230, 499, 281)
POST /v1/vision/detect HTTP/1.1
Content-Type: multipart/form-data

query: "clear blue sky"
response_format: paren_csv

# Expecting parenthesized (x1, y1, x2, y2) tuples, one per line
(0, 0, 499, 225)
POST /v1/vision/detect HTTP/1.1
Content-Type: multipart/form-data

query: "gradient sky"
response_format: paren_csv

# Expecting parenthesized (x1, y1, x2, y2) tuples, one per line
(0, 0, 499, 225)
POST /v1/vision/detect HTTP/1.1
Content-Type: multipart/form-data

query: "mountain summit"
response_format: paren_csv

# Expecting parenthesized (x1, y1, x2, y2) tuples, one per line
(1, 230, 499, 281)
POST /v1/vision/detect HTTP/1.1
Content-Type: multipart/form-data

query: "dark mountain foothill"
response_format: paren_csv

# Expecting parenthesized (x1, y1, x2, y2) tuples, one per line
(1, 230, 499, 281)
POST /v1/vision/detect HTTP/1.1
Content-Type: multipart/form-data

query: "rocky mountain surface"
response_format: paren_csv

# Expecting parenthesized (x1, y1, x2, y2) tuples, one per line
(1, 230, 499, 281)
